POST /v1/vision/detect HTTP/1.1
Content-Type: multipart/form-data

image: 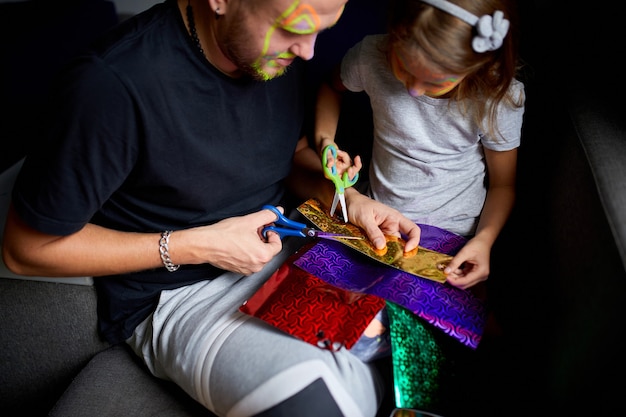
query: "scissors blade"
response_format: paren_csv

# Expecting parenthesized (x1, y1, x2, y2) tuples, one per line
(338, 193, 348, 223)
(330, 192, 340, 217)
(305, 229, 363, 241)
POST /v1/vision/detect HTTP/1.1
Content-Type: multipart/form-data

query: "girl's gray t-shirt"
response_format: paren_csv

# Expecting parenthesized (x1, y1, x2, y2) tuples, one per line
(341, 34, 525, 236)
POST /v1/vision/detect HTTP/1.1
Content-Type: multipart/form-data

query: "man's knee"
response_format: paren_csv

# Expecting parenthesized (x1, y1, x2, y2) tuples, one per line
(252, 378, 344, 417)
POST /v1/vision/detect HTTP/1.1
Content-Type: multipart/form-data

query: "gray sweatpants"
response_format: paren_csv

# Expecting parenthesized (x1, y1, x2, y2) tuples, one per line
(127, 237, 384, 417)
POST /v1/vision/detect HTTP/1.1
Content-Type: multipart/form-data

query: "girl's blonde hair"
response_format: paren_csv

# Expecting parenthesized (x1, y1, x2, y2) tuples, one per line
(386, 0, 524, 141)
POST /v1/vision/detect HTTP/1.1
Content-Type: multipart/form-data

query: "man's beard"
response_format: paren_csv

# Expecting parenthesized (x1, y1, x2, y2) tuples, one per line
(221, 24, 288, 81)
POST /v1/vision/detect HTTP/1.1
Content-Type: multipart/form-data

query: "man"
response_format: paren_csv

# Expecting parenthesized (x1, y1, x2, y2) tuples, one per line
(2, 1, 419, 416)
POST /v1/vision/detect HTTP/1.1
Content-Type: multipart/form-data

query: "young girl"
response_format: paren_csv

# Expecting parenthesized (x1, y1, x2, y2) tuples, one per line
(315, 0, 525, 361)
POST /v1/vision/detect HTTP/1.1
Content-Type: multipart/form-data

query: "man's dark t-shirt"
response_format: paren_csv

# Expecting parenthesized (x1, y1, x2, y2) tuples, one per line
(11, 0, 307, 344)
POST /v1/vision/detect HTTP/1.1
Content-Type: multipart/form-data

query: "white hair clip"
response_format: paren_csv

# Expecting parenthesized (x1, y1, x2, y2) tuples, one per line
(420, 0, 510, 53)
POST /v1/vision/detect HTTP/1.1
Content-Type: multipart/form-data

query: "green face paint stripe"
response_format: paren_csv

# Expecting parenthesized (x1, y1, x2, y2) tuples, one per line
(252, 23, 278, 79)
(275, 0, 300, 27)
(253, 1, 299, 76)
(251, 60, 272, 81)
(260, 26, 276, 59)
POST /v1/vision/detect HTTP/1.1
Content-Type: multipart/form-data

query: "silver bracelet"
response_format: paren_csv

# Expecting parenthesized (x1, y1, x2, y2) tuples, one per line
(159, 230, 180, 272)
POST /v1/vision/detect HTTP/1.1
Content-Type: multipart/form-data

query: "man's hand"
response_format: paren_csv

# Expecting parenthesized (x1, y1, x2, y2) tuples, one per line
(185, 208, 284, 275)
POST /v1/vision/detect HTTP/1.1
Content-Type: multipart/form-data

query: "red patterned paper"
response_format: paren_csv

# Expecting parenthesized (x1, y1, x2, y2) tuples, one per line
(240, 243, 386, 350)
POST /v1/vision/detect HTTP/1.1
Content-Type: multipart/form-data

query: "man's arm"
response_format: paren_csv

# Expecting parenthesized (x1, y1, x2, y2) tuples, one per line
(1, 203, 284, 278)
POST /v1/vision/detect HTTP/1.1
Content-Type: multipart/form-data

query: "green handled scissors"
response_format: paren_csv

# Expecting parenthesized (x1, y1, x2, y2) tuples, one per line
(322, 144, 359, 222)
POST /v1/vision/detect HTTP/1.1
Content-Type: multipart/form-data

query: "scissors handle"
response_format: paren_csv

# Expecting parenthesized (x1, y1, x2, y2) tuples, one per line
(322, 145, 359, 193)
(261, 205, 308, 239)
(261, 205, 360, 240)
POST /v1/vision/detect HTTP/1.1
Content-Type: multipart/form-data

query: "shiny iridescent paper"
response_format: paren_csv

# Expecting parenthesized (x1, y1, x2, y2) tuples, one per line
(387, 301, 451, 413)
(240, 243, 386, 350)
(293, 224, 487, 349)
(297, 199, 455, 283)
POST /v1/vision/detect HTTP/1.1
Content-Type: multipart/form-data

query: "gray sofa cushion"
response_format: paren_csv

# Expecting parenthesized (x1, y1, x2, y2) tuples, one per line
(0, 278, 109, 416)
(568, 95, 626, 269)
(49, 345, 217, 417)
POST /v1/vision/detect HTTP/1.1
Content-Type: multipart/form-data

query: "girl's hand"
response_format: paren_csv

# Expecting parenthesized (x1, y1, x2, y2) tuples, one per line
(321, 140, 362, 182)
(444, 237, 491, 289)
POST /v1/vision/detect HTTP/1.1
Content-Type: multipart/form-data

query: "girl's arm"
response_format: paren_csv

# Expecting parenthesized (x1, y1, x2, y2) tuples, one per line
(444, 147, 518, 289)
(314, 65, 362, 179)
(315, 65, 345, 154)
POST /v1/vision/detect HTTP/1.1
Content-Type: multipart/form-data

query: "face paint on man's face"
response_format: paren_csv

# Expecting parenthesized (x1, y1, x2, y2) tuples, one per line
(251, 1, 317, 80)
(280, 3, 321, 34)
(279, 2, 344, 34)
(251, 1, 345, 81)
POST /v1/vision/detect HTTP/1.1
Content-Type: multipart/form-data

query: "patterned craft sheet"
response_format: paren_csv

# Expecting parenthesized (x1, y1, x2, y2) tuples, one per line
(240, 243, 386, 350)
(387, 301, 451, 412)
(297, 198, 453, 283)
(293, 215, 487, 349)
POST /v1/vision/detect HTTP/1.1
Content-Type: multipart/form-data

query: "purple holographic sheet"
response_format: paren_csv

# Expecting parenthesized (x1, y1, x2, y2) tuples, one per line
(293, 224, 487, 349)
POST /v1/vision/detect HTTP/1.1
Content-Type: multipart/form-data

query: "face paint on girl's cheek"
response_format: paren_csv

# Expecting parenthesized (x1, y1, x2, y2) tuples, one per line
(424, 77, 459, 97)
(390, 51, 408, 83)
(392, 49, 461, 97)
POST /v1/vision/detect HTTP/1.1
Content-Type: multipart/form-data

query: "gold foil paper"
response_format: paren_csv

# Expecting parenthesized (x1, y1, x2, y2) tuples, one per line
(297, 198, 452, 283)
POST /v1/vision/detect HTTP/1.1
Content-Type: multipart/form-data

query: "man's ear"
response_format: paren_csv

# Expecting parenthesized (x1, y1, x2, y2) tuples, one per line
(208, 0, 227, 18)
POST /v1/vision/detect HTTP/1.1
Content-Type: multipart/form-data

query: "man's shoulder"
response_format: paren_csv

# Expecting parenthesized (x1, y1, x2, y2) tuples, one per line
(89, 1, 179, 61)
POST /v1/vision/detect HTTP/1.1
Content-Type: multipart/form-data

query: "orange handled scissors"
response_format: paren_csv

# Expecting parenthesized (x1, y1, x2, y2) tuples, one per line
(322, 144, 359, 222)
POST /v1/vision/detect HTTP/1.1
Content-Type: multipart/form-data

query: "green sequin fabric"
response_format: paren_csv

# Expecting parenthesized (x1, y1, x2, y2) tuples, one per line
(388, 301, 455, 414)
